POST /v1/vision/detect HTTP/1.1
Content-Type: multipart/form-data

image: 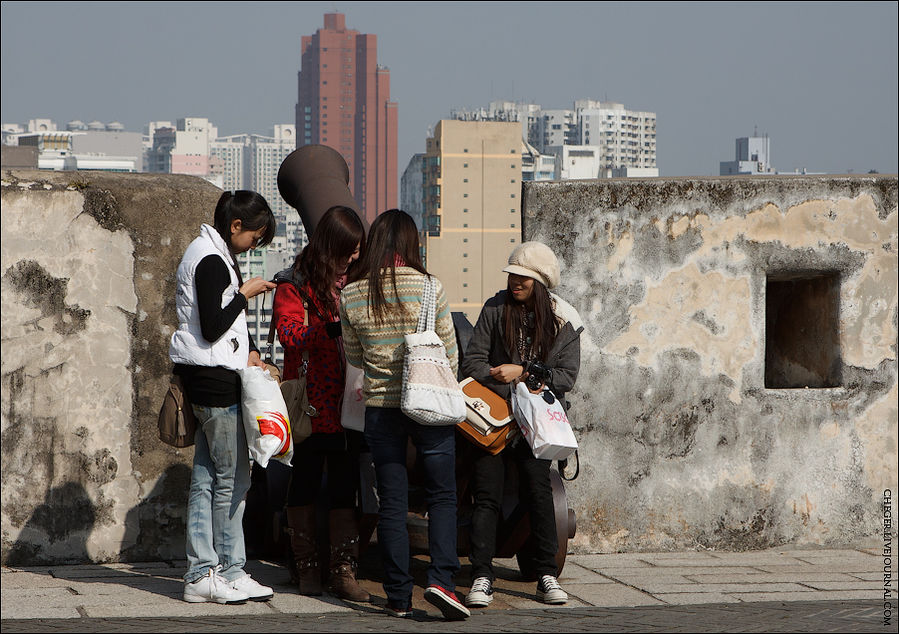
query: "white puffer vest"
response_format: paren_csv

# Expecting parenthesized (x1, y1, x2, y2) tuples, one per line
(169, 224, 249, 370)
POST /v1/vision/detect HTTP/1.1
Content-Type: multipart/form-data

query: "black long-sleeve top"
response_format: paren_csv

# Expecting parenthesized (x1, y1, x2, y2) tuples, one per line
(174, 254, 258, 407)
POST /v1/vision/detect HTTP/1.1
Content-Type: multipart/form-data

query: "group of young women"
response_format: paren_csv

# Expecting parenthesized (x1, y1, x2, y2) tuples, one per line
(170, 190, 582, 618)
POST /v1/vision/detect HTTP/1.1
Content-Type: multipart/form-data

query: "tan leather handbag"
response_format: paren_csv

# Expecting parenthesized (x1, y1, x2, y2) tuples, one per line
(457, 378, 517, 455)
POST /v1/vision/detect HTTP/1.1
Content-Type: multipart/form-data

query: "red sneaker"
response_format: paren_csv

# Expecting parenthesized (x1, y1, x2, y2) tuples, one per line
(423, 584, 470, 620)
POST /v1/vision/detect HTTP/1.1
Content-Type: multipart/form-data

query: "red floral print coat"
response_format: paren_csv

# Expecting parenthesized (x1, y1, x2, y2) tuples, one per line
(273, 280, 344, 434)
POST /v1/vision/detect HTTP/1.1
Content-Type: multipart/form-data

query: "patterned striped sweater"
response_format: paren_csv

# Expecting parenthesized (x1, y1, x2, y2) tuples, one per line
(339, 267, 458, 408)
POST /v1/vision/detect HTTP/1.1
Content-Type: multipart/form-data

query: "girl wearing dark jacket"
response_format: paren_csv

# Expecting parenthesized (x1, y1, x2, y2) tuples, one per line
(460, 241, 583, 609)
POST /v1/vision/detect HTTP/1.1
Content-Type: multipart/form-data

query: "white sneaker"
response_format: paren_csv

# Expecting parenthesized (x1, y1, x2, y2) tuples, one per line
(229, 572, 273, 601)
(183, 568, 249, 604)
(536, 575, 568, 605)
(465, 576, 494, 608)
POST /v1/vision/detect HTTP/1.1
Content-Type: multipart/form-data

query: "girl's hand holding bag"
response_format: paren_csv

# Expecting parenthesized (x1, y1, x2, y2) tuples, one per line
(510, 380, 577, 461)
(263, 283, 316, 447)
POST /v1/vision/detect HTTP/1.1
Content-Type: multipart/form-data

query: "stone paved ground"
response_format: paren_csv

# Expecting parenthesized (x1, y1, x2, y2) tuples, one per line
(2, 546, 895, 632)
(0, 601, 888, 633)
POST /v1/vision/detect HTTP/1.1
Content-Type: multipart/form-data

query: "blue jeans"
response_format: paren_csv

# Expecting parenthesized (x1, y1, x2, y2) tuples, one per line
(364, 407, 459, 603)
(184, 404, 251, 583)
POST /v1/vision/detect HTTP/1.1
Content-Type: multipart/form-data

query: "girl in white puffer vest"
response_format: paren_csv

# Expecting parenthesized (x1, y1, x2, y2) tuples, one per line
(170, 190, 277, 605)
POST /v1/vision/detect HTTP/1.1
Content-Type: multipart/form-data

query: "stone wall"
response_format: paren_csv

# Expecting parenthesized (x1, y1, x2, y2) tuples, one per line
(522, 175, 898, 552)
(3, 170, 896, 564)
(1, 170, 220, 564)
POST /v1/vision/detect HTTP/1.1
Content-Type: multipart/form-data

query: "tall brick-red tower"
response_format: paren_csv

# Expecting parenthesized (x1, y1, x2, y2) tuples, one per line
(296, 12, 398, 225)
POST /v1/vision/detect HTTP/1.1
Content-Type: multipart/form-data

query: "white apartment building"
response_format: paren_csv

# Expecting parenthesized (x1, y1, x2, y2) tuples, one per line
(536, 109, 578, 149)
(575, 100, 658, 175)
(451, 98, 658, 178)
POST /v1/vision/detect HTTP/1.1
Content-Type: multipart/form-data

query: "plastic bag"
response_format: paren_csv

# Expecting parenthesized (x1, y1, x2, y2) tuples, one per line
(511, 381, 577, 461)
(237, 366, 294, 468)
(341, 364, 366, 432)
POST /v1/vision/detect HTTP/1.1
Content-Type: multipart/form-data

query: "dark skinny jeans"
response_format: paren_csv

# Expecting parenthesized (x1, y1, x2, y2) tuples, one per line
(469, 440, 558, 582)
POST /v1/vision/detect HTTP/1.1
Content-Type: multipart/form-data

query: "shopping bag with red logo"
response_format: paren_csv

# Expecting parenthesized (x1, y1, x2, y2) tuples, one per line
(510, 381, 577, 461)
(341, 364, 366, 432)
(238, 366, 294, 468)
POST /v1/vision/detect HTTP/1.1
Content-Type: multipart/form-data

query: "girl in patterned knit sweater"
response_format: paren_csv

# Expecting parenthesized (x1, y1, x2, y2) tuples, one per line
(339, 210, 469, 621)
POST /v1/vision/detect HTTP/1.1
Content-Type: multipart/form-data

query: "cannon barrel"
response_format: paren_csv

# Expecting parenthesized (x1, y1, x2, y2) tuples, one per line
(277, 144, 364, 236)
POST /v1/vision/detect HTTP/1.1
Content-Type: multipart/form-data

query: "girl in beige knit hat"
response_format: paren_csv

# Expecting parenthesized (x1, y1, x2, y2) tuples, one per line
(461, 241, 584, 609)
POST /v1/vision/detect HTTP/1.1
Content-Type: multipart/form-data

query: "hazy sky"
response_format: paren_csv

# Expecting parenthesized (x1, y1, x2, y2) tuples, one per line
(2, 1, 896, 176)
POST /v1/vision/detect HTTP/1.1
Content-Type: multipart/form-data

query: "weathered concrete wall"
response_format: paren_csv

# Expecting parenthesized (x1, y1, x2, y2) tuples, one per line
(1, 170, 219, 564)
(523, 175, 898, 552)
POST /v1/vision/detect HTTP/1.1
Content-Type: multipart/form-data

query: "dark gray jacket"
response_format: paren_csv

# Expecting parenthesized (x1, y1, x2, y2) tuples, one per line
(461, 290, 584, 407)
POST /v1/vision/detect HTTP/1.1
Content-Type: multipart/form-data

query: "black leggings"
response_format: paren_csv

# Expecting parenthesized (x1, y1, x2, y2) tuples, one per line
(287, 432, 359, 509)
(468, 440, 558, 581)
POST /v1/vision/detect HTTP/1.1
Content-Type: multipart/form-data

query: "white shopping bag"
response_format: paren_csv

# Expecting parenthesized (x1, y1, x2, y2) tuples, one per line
(341, 364, 366, 432)
(511, 381, 577, 461)
(237, 366, 294, 468)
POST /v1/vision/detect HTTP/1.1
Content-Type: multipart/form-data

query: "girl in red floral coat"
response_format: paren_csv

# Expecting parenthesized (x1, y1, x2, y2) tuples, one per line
(272, 205, 367, 601)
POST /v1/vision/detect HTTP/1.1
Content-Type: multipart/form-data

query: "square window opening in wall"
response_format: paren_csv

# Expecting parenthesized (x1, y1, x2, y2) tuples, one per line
(765, 271, 841, 389)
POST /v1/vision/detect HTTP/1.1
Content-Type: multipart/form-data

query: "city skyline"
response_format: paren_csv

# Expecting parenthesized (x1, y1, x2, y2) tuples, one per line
(1, 1, 897, 178)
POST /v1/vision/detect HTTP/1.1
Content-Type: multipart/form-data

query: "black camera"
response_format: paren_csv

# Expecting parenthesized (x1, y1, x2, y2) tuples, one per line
(525, 360, 552, 392)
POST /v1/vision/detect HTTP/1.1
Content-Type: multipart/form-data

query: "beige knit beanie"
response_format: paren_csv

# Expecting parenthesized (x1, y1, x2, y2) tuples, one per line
(502, 241, 561, 290)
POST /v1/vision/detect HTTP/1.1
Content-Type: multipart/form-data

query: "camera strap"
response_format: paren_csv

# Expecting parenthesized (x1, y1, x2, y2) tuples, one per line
(558, 450, 580, 481)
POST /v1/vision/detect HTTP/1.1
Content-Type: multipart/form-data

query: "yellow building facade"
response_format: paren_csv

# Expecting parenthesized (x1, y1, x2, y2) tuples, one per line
(422, 120, 521, 322)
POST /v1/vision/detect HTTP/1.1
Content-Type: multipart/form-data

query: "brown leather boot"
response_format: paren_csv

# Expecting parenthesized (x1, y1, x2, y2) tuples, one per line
(286, 505, 322, 596)
(327, 508, 371, 602)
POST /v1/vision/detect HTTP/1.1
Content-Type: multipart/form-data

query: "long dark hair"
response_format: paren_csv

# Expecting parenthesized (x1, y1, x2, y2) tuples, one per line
(349, 209, 426, 324)
(294, 205, 365, 318)
(213, 190, 276, 252)
(503, 278, 560, 363)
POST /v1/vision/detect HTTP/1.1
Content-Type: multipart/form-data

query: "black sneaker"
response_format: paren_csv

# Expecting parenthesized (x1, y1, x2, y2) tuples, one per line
(465, 576, 494, 607)
(424, 584, 470, 620)
(536, 575, 568, 605)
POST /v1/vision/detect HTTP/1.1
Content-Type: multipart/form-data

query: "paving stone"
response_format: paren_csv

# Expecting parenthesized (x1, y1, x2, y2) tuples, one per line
(569, 554, 655, 569)
(654, 592, 737, 605)
(645, 554, 799, 567)
(744, 564, 843, 573)
(599, 573, 697, 585)
(729, 590, 880, 602)
(82, 600, 276, 618)
(647, 582, 812, 594)
(564, 583, 664, 607)
(601, 566, 762, 576)
(802, 580, 897, 591)
(50, 568, 154, 580)
(775, 549, 876, 558)
(0, 607, 81, 620)
(789, 554, 880, 569)
(850, 572, 893, 581)
(0, 571, 77, 589)
(557, 562, 617, 584)
(686, 572, 861, 584)
(267, 592, 355, 615)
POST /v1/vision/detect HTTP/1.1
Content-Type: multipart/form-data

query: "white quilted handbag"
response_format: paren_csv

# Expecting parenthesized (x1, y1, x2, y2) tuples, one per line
(400, 276, 466, 426)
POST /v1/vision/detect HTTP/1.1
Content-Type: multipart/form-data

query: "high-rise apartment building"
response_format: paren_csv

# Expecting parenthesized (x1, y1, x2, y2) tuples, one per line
(453, 99, 658, 178)
(422, 120, 521, 322)
(573, 100, 657, 175)
(296, 12, 398, 224)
